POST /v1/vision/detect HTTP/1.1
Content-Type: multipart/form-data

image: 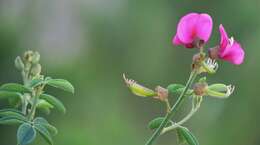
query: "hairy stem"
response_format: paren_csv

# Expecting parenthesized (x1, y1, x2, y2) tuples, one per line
(145, 71, 198, 145)
(28, 86, 42, 121)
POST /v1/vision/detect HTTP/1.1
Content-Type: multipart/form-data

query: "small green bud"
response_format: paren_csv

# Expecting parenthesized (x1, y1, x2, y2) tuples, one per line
(206, 84, 235, 98)
(123, 74, 156, 97)
(14, 56, 24, 71)
(31, 64, 42, 76)
(32, 51, 40, 64)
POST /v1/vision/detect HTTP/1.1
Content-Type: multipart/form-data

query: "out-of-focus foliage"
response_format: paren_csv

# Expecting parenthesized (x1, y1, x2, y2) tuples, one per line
(0, 0, 259, 145)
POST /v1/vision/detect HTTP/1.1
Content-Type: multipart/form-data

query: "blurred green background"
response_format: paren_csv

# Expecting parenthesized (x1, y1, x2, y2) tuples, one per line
(0, 0, 259, 145)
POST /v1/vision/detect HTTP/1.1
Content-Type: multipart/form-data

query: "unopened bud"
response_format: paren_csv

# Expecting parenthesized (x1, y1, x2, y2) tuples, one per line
(14, 56, 24, 71)
(32, 51, 40, 64)
(193, 82, 208, 96)
(154, 86, 168, 101)
(208, 46, 219, 60)
(192, 53, 205, 71)
(31, 64, 42, 76)
(123, 74, 156, 97)
(23, 50, 34, 63)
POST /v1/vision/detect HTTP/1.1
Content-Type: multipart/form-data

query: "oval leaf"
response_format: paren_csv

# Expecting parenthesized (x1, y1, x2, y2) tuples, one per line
(34, 117, 58, 135)
(0, 83, 31, 93)
(0, 109, 27, 121)
(176, 128, 186, 144)
(148, 117, 171, 130)
(0, 91, 22, 100)
(0, 117, 25, 125)
(46, 79, 74, 94)
(167, 84, 185, 94)
(17, 123, 36, 145)
(40, 94, 66, 114)
(34, 123, 54, 145)
(177, 127, 199, 145)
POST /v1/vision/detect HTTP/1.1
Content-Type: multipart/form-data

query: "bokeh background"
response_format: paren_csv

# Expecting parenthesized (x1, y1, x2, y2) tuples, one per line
(0, 0, 259, 145)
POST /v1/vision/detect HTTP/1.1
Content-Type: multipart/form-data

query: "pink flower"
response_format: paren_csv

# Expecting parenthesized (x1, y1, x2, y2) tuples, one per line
(217, 24, 245, 65)
(173, 13, 213, 48)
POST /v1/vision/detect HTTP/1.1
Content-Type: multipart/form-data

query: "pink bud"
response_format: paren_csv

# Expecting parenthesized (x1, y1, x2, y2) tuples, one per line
(173, 13, 213, 48)
(218, 24, 245, 65)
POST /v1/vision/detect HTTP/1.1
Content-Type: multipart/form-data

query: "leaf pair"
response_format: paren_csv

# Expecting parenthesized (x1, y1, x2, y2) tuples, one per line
(17, 117, 57, 145)
(148, 117, 199, 145)
(30, 78, 74, 94)
(0, 109, 27, 125)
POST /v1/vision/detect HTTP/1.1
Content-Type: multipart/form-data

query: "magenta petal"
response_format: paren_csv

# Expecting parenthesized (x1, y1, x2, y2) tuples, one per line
(172, 35, 183, 45)
(219, 42, 245, 65)
(195, 13, 213, 43)
(176, 13, 200, 44)
(219, 24, 229, 50)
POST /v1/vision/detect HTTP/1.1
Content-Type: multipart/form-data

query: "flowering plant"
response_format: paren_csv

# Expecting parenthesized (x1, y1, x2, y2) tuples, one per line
(124, 12, 245, 145)
(0, 51, 74, 145)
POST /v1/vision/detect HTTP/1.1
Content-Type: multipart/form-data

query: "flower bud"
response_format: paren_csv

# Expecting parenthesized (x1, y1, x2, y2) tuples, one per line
(193, 82, 208, 96)
(154, 86, 168, 101)
(208, 46, 219, 60)
(206, 84, 235, 98)
(14, 56, 24, 71)
(31, 64, 42, 76)
(192, 53, 205, 70)
(123, 74, 156, 97)
(23, 50, 34, 63)
(32, 51, 40, 64)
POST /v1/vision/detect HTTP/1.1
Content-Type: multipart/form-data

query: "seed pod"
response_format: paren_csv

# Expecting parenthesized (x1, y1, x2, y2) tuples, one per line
(123, 74, 156, 97)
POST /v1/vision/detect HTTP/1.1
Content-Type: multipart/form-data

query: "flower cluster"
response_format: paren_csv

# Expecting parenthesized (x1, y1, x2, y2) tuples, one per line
(173, 13, 245, 65)
(123, 12, 245, 145)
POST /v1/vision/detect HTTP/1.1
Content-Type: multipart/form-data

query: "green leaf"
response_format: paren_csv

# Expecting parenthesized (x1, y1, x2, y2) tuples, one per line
(8, 97, 22, 107)
(37, 99, 54, 109)
(176, 128, 186, 144)
(148, 117, 171, 130)
(0, 116, 25, 125)
(0, 83, 31, 93)
(167, 84, 185, 94)
(167, 84, 193, 96)
(46, 79, 74, 94)
(17, 123, 36, 145)
(0, 109, 27, 121)
(0, 90, 22, 100)
(177, 127, 199, 145)
(40, 94, 66, 114)
(34, 123, 54, 145)
(34, 117, 58, 135)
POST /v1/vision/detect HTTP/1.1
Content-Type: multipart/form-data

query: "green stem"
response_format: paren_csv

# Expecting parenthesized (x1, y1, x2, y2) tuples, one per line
(21, 70, 28, 115)
(161, 104, 200, 134)
(145, 71, 198, 145)
(28, 86, 42, 121)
